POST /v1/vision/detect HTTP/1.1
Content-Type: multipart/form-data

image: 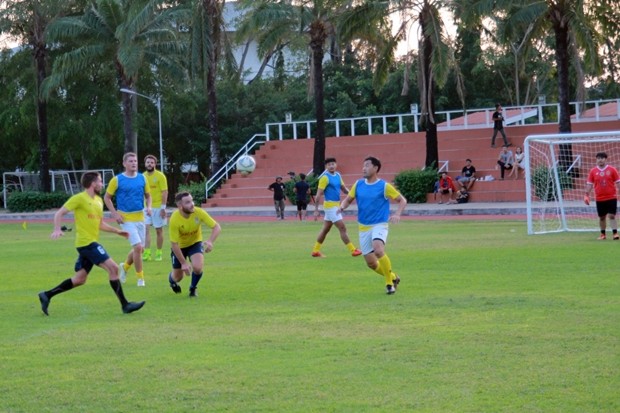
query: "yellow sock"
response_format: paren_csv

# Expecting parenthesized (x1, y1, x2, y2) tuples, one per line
(312, 241, 322, 253)
(345, 242, 356, 253)
(378, 255, 393, 285)
(123, 262, 131, 272)
(136, 271, 144, 280)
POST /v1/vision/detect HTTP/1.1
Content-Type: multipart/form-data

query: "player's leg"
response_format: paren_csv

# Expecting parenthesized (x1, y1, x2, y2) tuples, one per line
(38, 251, 92, 316)
(124, 222, 146, 285)
(168, 246, 187, 293)
(312, 219, 333, 257)
(596, 202, 608, 239)
(334, 219, 361, 256)
(143, 211, 152, 261)
(188, 251, 205, 298)
(155, 227, 164, 261)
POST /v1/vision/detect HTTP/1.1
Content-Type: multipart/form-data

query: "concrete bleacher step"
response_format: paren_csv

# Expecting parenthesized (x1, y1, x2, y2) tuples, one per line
(204, 119, 620, 208)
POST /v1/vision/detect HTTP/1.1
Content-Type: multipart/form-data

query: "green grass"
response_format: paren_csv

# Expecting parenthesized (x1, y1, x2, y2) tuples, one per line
(0, 219, 618, 412)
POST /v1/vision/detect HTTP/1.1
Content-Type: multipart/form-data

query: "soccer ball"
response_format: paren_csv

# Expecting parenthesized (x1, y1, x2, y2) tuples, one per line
(236, 155, 256, 176)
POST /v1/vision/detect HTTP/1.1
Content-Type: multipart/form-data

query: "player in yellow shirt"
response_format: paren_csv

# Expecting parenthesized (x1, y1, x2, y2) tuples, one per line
(38, 171, 145, 315)
(104, 152, 151, 286)
(168, 191, 221, 297)
(142, 155, 168, 261)
(311, 157, 361, 257)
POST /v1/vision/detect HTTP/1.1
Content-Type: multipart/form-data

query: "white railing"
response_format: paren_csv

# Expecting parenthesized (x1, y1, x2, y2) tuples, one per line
(265, 98, 620, 141)
(205, 134, 267, 196)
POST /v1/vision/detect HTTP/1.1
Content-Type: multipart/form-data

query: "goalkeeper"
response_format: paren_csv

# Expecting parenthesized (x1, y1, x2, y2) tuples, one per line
(584, 152, 620, 240)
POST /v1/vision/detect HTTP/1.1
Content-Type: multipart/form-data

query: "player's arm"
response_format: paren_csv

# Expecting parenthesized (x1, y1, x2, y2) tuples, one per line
(203, 222, 221, 253)
(51, 206, 71, 239)
(103, 192, 123, 224)
(584, 182, 593, 205)
(313, 187, 325, 216)
(390, 194, 407, 224)
(100, 221, 129, 239)
(160, 190, 168, 218)
(144, 180, 152, 216)
(337, 194, 354, 215)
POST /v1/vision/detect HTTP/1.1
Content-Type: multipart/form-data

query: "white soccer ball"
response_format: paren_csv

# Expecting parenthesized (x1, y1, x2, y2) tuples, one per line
(236, 155, 256, 176)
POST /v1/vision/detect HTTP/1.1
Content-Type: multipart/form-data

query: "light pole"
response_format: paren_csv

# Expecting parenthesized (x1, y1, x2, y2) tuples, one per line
(120, 88, 164, 172)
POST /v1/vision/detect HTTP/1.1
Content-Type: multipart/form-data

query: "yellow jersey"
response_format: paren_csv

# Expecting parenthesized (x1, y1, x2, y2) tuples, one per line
(143, 169, 168, 208)
(63, 191, 104, 248)
(169, 208, 218, 248)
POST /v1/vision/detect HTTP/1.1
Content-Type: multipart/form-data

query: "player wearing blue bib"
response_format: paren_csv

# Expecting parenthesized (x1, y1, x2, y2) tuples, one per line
(339, 157, 407, 295)
(38, 171, 145, 315)
(311, 157, 361, 258)
(104, 152, 152, 287)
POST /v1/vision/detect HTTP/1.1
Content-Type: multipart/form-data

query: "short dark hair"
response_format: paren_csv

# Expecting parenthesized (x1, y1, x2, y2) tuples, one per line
(144, 154, 157, 163)
(299, 173, 306, 180)
(596, 152, 608, 159)
(466, 158, 472, 162)
(495, 103, 501, 109)
(364, 156, 381, 172)
(81, 171, 100, 189)
(175, 191, 191, 203)
(324, 157, 337, 165)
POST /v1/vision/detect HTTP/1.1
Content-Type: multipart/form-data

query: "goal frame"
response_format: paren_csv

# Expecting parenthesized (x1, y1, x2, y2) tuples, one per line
(524, 130, 620, 234)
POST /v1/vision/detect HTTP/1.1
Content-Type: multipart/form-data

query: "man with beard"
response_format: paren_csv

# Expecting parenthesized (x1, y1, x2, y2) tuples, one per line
(167, 192, 221, 298)
(142, 155, 168, 262)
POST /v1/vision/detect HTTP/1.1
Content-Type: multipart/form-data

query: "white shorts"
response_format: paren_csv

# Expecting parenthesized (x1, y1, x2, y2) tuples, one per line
(121, 221, 146, 247)
(144, 207, 167, 228)
(323, 206, 343, 223)
(359, 223, 389, 255)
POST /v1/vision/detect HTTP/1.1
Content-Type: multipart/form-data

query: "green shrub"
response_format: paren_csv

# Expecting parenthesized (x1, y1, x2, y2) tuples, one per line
(178, 181, 208, 205)
(285, 174, 319, 205)
(393, 168, 438, 203)
(7, 191, 70, 212)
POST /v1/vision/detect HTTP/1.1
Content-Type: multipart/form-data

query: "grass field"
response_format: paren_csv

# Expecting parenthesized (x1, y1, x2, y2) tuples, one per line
(0, 218, 618, 412)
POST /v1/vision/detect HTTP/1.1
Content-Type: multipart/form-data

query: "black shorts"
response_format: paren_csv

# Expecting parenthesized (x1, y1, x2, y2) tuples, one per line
(596, 199, 617, 218)
(296, 200, 308, 211)
(75, 242, 110, 273)
(171, 242, 203, 269)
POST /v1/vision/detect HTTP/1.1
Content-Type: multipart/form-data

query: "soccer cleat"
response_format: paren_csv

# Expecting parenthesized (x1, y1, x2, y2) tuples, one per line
(122, 301, 145, 314)
(169, 279, 182, 294)
(351, 249, 363, 257)
(189, 288, 197, 298)
(393, 275, 401, 290)
(614, 234, 620, 240)
(119, 263, 127, 284)
(142, 250, 152, 261)
(386, 285, 396, 295)
(137, 278, 145, 287)
(154, 250, 163, 261)
(38, 292, 50, 316)
(598, 234, 607, 240)
(311, 251, 326, 258)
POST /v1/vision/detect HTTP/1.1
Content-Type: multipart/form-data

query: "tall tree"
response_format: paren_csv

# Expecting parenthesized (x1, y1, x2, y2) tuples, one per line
(42, 0, 186, 154)
(236, 0, 396, 175)
(0, 0, 84, 191)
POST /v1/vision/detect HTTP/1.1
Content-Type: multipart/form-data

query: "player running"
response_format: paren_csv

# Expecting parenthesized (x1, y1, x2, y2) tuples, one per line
(584, 152, 620, 240)
(338, 156, 407, 294)
(311, 157, 362, 258)
(168, 192, 221, 298)
(38, 171, 145, 315)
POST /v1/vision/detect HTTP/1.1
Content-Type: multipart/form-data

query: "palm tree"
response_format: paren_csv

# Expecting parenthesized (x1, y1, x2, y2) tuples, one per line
(463, 0, 612, 134)
(43, 0, 186, 154)
(0, 0, 85, 191)
(236, 0, 394, 175)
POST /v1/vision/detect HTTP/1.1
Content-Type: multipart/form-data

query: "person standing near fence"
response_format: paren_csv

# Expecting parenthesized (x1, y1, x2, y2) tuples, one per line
(142, 155, 168, 262)
(104, 152, 152, 286)
(490, 104, 510, 148)
(38, 171, 145, 315)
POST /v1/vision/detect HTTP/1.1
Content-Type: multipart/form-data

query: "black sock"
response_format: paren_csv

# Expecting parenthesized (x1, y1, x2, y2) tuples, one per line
(190, 272, 203, 290)
(109, 279, 129, 306)
(45, 278, 74, 299)
(613, 229, 618, 235)
(601, 230, 606, 235)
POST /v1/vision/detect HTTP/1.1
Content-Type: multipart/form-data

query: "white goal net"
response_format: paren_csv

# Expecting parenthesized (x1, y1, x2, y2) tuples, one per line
(525, 131, 620, 234)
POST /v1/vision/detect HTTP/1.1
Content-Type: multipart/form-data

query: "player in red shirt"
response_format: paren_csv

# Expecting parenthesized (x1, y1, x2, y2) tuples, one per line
(585, 152, 620, 240)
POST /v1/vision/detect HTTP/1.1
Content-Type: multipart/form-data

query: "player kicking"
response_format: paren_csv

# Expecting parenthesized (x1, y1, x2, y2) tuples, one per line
(311, 157, 362, 258)
(338, 157, 407, 294)
(168, 192, 221, 297)
(584, 151, 620, 240)
(38, 171, 145, 315)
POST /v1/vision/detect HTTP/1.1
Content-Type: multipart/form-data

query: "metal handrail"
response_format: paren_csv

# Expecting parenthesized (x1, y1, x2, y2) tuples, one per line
(205, 134, 267, 196)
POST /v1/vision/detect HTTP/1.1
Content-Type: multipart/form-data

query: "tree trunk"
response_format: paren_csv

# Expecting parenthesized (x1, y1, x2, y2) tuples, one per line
(120, 84, 136, 154)
(310, 20, 327, 176)
(554, 23, 571, 134)
(33, 10, 50, 192)
(205, 0, 222, 174)
(419, 8, 438, 169)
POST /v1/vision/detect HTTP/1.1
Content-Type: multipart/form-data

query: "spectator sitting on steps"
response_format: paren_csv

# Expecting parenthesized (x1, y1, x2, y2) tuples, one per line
(438, 172, 457, 204)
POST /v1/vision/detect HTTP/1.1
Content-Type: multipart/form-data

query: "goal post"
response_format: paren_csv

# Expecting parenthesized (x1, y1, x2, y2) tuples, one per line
(524, 130, 620, 234)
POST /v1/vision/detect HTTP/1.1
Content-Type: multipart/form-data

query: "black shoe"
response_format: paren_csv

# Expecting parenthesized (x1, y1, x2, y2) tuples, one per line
(393, 275, 401, 290)
(189, 288, 197, 298)
(386, 285, 396, 295)
(170, 281, 182, 294)
(122, 301, 145, 314)
(38, 291, 50, 316)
